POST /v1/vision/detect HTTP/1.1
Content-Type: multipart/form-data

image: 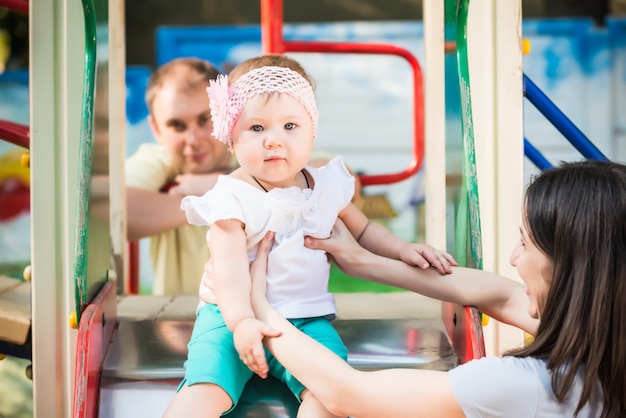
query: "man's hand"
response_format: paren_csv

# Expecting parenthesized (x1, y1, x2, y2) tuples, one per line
(168, 171, 227, 196)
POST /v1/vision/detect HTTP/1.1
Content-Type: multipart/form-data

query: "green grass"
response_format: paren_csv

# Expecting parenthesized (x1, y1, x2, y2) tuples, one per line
(328, 264, 405, 293)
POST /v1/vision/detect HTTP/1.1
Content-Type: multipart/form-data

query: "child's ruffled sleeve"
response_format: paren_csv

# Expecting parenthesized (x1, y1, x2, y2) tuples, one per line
(180, 181, 245, 226)
(323, 155, 355, 208)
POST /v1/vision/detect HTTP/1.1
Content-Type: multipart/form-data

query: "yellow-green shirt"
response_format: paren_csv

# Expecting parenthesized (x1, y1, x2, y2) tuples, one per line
(125, 144, 223, 295)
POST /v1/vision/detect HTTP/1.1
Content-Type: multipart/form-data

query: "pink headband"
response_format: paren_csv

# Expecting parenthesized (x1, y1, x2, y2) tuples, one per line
(207, 66, 319, 147)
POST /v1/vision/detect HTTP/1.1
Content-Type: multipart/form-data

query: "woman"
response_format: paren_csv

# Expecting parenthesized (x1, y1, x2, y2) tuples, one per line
(244, 160, 626, 417)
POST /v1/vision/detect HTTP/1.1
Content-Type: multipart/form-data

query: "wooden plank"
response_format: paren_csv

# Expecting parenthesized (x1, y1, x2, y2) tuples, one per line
(116, 293, 443, 322)
(0, 282, 31, 345)
(117, 295, 173, 320)
(157, 295, 198, 320)
(335, 292, 441, 320)
(0, 275, 22, 295)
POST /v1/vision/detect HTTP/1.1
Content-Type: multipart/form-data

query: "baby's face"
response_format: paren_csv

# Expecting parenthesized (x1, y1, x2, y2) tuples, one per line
(232, 92, 314, 189)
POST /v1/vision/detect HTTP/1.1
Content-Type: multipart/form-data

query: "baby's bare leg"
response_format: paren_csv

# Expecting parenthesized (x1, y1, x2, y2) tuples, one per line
(297, 388, 345, 418)
(163, 382, 232, 418)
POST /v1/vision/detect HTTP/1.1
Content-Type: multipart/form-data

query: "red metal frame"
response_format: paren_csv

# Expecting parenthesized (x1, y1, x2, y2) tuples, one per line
(73, 281, 117, 418)
(261, 0, 424, 187)
(0, 0, 29, 15)
(0, 120, 30, 150)
(126, 241, 140, 294)
(442, 303, 486, 363)
(0, 120, 30, 220)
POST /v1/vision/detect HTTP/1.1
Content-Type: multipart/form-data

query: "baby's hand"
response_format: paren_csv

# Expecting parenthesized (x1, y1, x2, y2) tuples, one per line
(398, 243, 458, 274)
(233, 317, 278, 378)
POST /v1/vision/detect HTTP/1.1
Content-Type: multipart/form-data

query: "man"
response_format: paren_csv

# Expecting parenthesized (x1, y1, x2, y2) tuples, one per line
(125, 58, 231, 295)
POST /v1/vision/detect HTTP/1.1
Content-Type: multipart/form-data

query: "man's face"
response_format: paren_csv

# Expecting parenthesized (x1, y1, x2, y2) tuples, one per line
(149, 80, 231, 174)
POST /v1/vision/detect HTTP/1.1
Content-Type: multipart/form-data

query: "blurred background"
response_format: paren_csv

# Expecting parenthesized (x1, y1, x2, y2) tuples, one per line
(1, 0, 625, 70)
(0, 1, 625, 417)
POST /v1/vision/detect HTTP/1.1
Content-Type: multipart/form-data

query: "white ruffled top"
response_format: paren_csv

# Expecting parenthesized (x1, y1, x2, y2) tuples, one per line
(181, 156, 355, 319)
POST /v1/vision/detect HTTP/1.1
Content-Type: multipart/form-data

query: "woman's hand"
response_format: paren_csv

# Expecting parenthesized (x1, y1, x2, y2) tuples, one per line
(303, 219, 371, 278)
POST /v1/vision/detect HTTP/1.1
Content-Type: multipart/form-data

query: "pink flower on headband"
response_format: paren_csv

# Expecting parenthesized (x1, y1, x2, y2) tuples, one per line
(207, 66, 319, 148)
(207, 75, 236, 146)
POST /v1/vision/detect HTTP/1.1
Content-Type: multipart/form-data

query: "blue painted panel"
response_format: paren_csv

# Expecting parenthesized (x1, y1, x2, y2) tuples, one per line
(607, 18, 626, 158)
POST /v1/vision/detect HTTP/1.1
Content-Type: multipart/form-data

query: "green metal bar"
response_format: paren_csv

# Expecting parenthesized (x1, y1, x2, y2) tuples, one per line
(455, 0, 483, 270)
(74, 0, 97, 320)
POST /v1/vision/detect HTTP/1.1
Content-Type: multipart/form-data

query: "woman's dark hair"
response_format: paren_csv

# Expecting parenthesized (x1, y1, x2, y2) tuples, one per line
(509, 160, 626, 417)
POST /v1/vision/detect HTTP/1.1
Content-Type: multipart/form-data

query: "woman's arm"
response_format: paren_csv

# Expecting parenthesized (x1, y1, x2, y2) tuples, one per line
(125, 187, 188, 241)
(305, 219, 539, 335)
(250, 232, 465, 418)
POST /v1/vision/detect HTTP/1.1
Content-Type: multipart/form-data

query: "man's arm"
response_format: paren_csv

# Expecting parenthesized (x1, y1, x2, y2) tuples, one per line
(126, 187, 188, 241)
(91, 170, 227, 241)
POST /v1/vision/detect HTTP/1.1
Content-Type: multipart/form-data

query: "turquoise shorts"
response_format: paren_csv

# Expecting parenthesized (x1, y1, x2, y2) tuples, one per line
(178, 303, 348, 411)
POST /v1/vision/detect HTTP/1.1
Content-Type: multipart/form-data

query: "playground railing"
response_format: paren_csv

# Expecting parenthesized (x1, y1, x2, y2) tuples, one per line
(523, 73, 608, 168)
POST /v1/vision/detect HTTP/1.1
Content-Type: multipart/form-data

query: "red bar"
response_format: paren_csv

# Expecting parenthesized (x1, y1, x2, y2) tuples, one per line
(73, 281, 117, 418)
(0, 0, 29, 15)
(260, 0, 284, 54)
(284, 41, 424, 186)
(127, 241, 140, 294)
(260, 0, 424, 187)
(0, 120, 30, 149)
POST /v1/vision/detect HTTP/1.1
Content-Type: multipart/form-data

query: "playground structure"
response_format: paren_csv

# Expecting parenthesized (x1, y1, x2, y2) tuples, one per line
(6, 0, 617, 416)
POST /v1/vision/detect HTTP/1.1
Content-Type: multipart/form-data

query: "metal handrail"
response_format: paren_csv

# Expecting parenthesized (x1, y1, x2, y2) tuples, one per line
(260, 0, 424, 187)
(524, 137, 553, 170)
(0, 0, 28, 15)
(523, 73, 608, 162)
(0, 120, 29, 149)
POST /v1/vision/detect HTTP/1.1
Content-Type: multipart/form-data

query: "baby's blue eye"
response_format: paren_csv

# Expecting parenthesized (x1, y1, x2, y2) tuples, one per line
(284, 123, 296, 130)
(251, 125, 263, 132)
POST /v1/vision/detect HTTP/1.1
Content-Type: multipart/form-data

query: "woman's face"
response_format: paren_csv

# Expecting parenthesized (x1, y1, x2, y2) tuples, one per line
(509, 220, 553, 319)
